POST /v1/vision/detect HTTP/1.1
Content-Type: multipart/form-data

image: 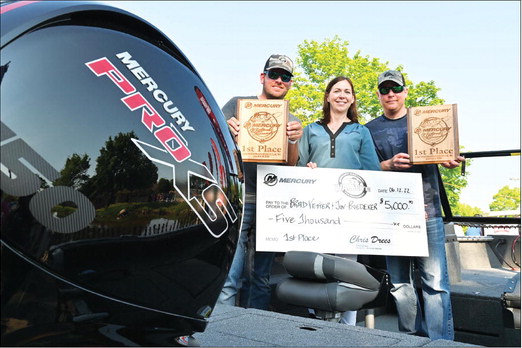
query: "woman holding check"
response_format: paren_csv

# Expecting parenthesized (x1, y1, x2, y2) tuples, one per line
(297, 76, 381, 324)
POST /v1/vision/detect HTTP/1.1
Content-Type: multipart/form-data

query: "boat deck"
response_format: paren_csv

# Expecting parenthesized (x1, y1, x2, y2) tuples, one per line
(194, 235, 520, 347)
(194, 304, 474, 347)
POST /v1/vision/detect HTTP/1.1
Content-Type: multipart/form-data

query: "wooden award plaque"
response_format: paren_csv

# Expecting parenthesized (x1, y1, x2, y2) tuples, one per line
(237, 99, 289, 163)
(407, 104, 459, 164)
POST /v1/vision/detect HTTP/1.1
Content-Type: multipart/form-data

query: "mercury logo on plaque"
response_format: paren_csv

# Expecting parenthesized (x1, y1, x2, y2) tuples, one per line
(407, 104, 459, 164)
(237, 99, 289, 163)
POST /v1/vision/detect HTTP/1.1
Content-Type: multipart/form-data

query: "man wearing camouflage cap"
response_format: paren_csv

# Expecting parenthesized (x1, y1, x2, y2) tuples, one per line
(218, 54, 302, 309)
(366, 70, 464, 340)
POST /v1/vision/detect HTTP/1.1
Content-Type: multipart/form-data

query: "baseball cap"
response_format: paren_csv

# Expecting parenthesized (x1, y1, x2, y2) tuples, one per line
(264, 54, 294, 75)
(378, 70, 405, 87)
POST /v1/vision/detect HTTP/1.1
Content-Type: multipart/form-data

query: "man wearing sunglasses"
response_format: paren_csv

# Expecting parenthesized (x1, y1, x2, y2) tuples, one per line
(366, 70, 464, 340)
(218, 54, 303, 310)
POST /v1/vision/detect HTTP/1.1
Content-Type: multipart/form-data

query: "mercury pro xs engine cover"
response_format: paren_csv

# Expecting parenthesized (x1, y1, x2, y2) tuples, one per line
(1, 1, 243, 345)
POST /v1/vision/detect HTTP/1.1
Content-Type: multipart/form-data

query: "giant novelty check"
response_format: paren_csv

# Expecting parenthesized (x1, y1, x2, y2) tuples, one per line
(256, 165, 428, 256)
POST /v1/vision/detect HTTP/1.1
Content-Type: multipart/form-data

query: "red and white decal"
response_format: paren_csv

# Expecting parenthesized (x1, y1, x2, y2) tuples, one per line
(85, 55, 237, 238)
(0, 1, 39, 15)
(86, 58, 191, 163)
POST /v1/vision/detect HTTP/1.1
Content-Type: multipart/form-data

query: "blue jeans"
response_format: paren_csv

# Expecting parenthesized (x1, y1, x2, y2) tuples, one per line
(217, 203, 275, 310)
(386, 217, 454, 340)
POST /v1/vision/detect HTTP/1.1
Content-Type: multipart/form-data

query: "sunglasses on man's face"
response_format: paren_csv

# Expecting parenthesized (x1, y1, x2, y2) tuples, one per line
(265, 70, 292, 83)
(378, 85, 405, 95)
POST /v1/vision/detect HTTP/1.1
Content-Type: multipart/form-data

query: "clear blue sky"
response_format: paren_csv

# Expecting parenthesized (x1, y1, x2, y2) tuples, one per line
(105, 1, 520, 212)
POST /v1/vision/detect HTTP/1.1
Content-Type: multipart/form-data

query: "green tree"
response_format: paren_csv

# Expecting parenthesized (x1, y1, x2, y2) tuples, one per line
(288, 36, 466, 212)
(490, 186, 520, 211)
(88, 132, 158, 205)
(287, 36, 444, 125)
(438, 152, 471, 213)
(53, 153, 91, 190)
(157, 178, 174, 193)
(453, 202, 483, 217)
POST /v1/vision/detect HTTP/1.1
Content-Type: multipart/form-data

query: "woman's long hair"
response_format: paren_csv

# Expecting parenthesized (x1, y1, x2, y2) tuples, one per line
(320, 76, 359, 124)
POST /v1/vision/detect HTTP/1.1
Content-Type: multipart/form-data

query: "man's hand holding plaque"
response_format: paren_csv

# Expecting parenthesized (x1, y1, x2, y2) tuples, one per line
(235, 99, 291, 163)
(407, 104, 461, 165)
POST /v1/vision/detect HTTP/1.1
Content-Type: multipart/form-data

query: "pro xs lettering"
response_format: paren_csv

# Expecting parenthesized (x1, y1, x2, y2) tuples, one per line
(1, 121, 95, 233)
(116, 51, 194, 132)
(85, 55, 237, 238)
(86, 57, 190, 162)
(132, 139, 237, 238)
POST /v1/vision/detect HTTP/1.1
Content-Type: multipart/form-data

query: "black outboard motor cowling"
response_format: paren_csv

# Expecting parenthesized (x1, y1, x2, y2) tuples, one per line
(1, 1, 243, 345)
